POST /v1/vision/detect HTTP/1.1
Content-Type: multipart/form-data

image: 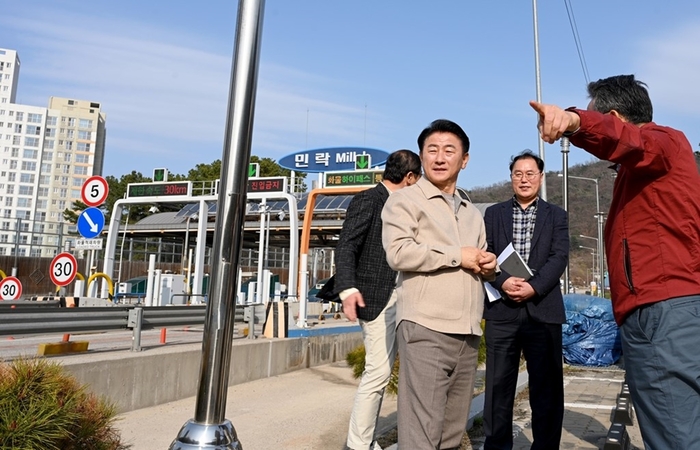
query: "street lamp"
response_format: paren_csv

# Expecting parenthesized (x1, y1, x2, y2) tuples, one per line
(579, 245, 598, 294)
(579, 235, 598, 281)
(560, 173, 606, 297)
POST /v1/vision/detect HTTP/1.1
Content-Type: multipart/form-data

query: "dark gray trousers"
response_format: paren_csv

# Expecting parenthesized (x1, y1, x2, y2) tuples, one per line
(620, 294, 700, 450)
(397, 320, 479, 450)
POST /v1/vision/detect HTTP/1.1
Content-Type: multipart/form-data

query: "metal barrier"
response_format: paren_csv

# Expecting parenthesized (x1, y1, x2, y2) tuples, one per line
(0, 300, 61, 309)
(0, 307, 132, 336)
(0, 304, 255, 352)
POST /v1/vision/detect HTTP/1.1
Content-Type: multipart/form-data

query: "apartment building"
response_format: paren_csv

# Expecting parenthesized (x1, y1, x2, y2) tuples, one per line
(0, 48, 106, 257)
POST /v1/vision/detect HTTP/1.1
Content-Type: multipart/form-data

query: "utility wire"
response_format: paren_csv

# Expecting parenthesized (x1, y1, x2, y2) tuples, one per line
(564, 0, 590, 84)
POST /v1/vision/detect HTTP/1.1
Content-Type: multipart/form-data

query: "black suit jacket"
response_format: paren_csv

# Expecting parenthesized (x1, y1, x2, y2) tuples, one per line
(483, 198, 569, 324)
(333, 183, 396, 322)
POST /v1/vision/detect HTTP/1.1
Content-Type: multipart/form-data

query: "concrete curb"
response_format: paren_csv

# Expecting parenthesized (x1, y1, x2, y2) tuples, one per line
(384, 370, 529, 450)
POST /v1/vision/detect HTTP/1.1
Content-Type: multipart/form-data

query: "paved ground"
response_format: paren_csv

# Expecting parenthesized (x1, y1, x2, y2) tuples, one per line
(478, 367, 644, 450)
(116, 361, 644, 450)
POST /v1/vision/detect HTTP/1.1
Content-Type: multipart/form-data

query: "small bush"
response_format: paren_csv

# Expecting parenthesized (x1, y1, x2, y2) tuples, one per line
(0, 358, 129, 450)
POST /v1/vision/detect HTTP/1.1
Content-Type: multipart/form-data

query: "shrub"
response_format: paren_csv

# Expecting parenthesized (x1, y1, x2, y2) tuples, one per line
(0, 358, 130, 450)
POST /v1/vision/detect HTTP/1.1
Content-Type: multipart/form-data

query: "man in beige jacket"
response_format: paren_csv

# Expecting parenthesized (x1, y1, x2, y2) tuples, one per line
(382, 119, 497, 449)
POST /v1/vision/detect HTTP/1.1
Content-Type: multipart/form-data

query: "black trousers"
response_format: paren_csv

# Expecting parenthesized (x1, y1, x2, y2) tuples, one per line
(483, 308, 564, 450)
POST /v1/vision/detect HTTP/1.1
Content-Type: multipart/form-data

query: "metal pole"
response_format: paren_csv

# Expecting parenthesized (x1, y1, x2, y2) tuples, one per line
(170, 1, 265, 448)
(560, 137, 570, 292)
(532, 0, 546, 200)
(597, 212, 606, 297)
(256, 199, 266, 302)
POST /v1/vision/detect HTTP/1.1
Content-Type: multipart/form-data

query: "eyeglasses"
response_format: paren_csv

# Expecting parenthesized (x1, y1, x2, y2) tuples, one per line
(510, 171, 541, 181)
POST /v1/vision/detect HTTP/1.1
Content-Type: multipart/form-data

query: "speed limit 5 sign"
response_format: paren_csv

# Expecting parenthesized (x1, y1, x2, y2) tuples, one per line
(50, 252, 78, 287)
(81, 176, 109, 207)
(0, 276, 22, 300)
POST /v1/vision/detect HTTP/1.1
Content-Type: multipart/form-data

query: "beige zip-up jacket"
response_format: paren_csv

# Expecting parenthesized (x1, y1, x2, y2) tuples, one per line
(381, 176, 490, 335)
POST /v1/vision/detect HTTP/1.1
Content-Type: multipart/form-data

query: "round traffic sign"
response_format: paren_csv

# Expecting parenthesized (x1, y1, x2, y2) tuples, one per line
(50, 252, 78, 287)
(0, 276, 22, 300)
(81, 176, 109, 207)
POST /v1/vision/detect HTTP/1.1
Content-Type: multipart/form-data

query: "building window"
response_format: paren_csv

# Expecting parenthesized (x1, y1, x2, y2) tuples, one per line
(24, 137, 39, 147)
(76, 142, 91, 152)
(22, 149, 38, 159)
(77, 130, 90, 140)
(67, 118, 75, 126)
(15, 112, 23, 121)
(38, 187, 49, 196)
(42, 151, 53, 161)
(17, 198, 32, 208)
(43, 140, 54, 149)
(75, 154, 89, 163)
(78, 119, 93, 128)
(73, 166, 88, 175)
(10, 148, 18, 157)
(18, 186, 33, 195)
(47, 116, 57, 126)
(20, 161, 36, 171)
(27, 113, 42, 123)
(41, 163, 51, 173)
(45, 128, 55, 137)
(9, 160, 16, 169)
(19, 174, 34, 183)
(13, 123, 22, 133)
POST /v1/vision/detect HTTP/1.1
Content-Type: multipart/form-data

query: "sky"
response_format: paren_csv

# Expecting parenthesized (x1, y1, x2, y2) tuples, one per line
(2, 0, 700, 189)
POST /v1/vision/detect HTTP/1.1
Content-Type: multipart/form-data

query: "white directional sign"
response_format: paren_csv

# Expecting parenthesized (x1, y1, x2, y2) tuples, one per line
(77, 207, 105, 239)
(50, 253, 78, 287)
(81, 175, 109, 207)
(75, 238, 104, 250)
(0, 276, 22, 300)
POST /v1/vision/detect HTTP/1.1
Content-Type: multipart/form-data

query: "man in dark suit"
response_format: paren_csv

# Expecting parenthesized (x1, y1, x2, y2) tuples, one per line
(483, 150, 569, 450)
(335, 149, 421, 450)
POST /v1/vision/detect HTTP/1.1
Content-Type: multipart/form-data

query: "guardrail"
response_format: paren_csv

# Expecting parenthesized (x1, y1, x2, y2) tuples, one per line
(0, 303, 263, 352)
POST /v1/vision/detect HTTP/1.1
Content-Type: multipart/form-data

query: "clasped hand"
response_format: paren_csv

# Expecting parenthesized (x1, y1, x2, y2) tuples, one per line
(461, 247, 497, 277)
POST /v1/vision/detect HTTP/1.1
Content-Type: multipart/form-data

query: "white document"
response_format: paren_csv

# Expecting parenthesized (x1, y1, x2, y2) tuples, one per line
(486, 243, 533, 302)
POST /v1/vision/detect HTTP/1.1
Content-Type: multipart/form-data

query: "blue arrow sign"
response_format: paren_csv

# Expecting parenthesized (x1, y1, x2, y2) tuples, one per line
(77, 207, 105, 239)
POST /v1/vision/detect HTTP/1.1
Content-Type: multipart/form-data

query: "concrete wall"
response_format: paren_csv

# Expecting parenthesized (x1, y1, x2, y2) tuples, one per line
(60, 331, 363, 413)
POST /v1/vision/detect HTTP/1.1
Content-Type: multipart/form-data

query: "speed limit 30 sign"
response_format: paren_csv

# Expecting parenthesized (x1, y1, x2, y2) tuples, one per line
(0, 276, 22, 300)
(81, 175, 109, 207)
(50, 252, 78, 287)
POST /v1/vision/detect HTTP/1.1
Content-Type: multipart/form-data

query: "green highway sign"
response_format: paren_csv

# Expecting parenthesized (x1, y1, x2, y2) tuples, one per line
(153, 168, 168, 182)
(249, 163, 260, 177)
(325, 170, 383, 188)
(355, 154, 371, 170)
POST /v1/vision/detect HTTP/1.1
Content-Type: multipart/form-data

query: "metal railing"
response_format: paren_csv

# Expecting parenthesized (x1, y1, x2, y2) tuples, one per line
(0, 304, 260, 351)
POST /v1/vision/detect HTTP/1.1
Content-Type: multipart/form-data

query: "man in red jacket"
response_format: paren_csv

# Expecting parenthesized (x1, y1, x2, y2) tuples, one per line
(530, 75, 700, 450)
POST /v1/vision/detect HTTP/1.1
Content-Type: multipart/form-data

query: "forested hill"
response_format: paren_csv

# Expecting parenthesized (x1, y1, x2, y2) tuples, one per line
(466, 153, 700, 287)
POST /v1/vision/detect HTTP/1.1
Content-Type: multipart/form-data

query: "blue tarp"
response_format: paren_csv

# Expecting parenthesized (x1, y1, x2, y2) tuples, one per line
(562, 294, 621, 366)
